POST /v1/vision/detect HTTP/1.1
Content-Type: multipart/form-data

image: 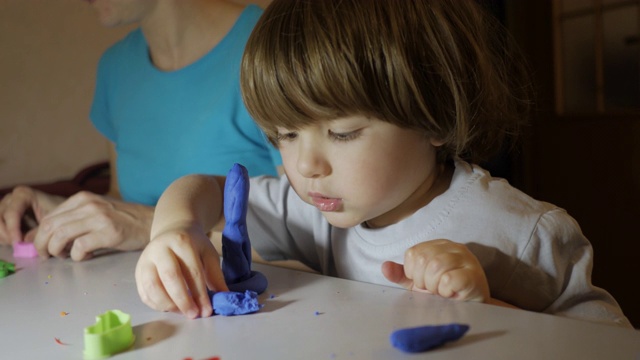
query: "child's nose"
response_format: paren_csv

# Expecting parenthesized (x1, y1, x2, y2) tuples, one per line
(296, 142, 330, 178)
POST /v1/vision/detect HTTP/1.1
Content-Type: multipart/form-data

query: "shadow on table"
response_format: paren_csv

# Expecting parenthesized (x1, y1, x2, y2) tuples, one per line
(455, 330, 507, 347)
(132, 320, 177, 349)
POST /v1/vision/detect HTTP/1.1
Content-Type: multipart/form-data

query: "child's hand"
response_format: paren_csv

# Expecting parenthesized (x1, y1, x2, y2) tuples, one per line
(382, 239, 490, 303)
(135, 223, 228, 319)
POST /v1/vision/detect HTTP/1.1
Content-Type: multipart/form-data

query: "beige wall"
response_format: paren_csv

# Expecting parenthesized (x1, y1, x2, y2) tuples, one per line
(0, 0, 134, 188)
(0, 0, 271, 190)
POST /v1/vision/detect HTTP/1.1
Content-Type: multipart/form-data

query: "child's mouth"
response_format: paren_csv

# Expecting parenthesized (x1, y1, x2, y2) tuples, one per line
(309, 194, 342, 212)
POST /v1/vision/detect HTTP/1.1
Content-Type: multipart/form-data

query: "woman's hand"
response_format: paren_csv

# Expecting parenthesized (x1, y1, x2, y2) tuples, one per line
(0, 186, 64, 245)
(32, 191, 154, 260)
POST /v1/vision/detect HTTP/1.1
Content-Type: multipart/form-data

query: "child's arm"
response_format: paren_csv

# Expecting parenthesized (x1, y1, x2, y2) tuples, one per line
(135, 174, 229, 319)
(382, 239, 518, 308)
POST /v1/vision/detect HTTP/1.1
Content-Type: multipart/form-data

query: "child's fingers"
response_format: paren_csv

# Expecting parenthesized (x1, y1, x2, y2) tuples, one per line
(438, 268, 489, 302)
(180, 260, 213, 319)
(404, 247, 437, 291)
(203, 248, 228, 292)
(136, 262, 176, 312)
(401, 240, 489, 302)
(438, 268, 476, 301)
(157, 253, 201, 319)
(422, 253, 465, 294)
(381, 261, 414, 289)
(403, 241, 449, 286)
(409, 262, 427, 291)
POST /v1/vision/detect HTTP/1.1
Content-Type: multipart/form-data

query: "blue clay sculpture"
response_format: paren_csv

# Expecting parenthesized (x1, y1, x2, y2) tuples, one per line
(390, 323, 470, 353)
(221, 163, 268, 294)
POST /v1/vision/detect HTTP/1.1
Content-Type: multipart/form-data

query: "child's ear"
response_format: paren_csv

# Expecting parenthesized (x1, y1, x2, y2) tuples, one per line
(429, 138, 446, 147)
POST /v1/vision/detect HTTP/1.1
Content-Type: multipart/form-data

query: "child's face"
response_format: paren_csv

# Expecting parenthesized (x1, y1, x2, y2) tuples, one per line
(277, 115, 444, 229)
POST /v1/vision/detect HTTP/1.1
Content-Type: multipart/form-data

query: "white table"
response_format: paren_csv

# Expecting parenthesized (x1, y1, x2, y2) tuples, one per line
(0, 246, 638, 360)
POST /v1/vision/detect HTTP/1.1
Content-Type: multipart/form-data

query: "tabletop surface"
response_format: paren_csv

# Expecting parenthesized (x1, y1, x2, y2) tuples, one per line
(1, 246, 639, 360)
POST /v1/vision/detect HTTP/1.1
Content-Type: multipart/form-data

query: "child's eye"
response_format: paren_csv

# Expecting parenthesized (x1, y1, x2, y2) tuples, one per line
(275, 131, 298, 143)
(329, 129, 361, 142)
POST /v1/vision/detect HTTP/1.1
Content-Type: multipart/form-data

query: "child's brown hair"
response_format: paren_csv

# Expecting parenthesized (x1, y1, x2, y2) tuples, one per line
(241, 0, 532, 163)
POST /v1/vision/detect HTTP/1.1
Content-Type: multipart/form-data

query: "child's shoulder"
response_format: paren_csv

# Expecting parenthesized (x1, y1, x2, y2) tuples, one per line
(451, 161, 562, 219)
(435, 161, 584, 248)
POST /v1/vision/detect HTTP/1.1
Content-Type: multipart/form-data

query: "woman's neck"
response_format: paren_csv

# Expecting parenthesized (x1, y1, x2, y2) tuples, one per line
(140, 0, 244, 71)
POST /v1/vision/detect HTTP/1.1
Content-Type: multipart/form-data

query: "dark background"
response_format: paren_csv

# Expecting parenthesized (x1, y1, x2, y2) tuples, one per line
(482, 0, 639, 328)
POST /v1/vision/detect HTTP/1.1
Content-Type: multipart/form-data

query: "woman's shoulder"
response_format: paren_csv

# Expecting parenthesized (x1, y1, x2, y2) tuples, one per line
(226, 4, 263, 40)
(99, 28, 144, 64)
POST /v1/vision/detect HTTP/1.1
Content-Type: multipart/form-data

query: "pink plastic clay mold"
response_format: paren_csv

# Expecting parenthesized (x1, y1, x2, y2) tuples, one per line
(13, 241, 38, 258)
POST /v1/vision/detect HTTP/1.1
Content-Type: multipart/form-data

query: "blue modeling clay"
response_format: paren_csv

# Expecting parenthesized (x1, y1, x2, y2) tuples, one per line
(211, 290, 263, 316)
(390, 323, 470, 353)
(221, 163, 268, 294)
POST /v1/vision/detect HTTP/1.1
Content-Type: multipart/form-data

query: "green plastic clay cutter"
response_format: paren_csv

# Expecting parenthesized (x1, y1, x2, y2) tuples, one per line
(0, 260, 15, 278)
(83, 309, 135, 359)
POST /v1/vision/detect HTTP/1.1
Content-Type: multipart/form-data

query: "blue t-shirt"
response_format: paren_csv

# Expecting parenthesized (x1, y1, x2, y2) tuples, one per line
(90, 5, 281, 206)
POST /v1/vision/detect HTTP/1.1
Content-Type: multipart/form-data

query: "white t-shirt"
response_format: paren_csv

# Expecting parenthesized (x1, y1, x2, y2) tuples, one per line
(247, 161, 631, 327)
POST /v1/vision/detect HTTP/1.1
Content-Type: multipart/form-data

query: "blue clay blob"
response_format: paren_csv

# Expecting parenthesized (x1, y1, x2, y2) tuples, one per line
(390, 323, 470, 353)
(221, 163, 268, 294)
(211, 290, 263, 316)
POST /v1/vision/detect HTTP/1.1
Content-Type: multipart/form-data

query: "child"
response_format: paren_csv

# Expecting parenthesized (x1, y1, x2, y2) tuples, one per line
(135, 0, 631, 328)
